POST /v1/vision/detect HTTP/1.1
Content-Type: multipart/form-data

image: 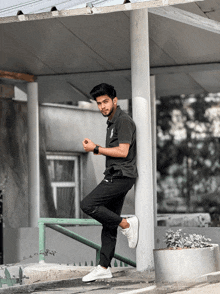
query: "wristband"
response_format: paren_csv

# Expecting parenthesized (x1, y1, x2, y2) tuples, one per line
(93, 145, 99, 154)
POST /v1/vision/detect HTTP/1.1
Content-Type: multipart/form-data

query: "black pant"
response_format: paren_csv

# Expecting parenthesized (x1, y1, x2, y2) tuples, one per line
(80, 176, 135, 268)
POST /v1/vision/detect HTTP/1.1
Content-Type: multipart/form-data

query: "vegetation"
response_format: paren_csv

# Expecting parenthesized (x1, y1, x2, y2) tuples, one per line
(165, 229, 212, 249)
(157, 93, 220, 212)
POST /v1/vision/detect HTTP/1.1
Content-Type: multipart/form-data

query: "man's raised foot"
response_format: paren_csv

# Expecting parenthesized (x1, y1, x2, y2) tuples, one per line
(121, 216, 139, 248)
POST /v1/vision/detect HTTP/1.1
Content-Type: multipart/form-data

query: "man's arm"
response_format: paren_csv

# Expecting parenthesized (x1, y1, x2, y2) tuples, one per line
(82, 138, 129, 158)
(99, 144, 129, 158)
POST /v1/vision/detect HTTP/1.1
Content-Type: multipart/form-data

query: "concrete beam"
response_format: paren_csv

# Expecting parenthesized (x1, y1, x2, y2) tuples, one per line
(149, 6, 220, 35)
(151, 63, 220, 75)
(0, 70, 35, 82)
(38, 63, 220, 82)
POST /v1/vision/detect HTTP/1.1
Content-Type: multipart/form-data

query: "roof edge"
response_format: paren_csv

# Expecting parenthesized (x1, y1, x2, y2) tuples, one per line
(0, 0, 202, 24)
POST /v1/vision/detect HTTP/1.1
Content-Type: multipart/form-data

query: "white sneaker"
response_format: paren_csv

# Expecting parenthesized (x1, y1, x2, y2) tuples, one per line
(121, 216, 139, 248)
(82, 265, 113, 282)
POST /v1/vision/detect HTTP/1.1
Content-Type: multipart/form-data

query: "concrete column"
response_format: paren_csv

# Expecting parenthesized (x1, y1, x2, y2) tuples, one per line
(130, 8, 154, 271)
(27, 82, 40, 227)
(150, 76, 157, 226)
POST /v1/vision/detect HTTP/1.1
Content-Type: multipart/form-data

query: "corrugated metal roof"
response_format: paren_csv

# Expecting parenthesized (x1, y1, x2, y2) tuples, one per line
(0, 0, 89, 17)
(0, 0, 129, 17)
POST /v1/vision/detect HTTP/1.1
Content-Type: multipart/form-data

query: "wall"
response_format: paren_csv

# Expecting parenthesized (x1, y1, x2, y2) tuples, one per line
(40, 104, 107, 194)
(40, 103, 135, 214)
(0, 99, 29, 228)
(5, 225, 220, 266)
(1, 100, 136, 263)
(0, 99, 56, 229)
(4, 226, 136, 266)
(0, 100, 111, 228)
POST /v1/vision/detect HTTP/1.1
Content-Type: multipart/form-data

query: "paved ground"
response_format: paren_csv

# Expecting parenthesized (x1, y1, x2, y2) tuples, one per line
(0, 265, 156, 294)
(30, 282, 156, 294)
(171, 282, 220, 294)
(1, 263, 220, 294)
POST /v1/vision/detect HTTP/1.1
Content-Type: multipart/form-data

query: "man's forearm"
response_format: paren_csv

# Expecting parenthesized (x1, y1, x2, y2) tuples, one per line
(99, 144, 129, 158)
(82, 138, 129, 158)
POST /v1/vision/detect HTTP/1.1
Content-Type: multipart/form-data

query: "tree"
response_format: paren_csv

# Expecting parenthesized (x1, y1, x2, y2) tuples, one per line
(157, 93, 220, 212)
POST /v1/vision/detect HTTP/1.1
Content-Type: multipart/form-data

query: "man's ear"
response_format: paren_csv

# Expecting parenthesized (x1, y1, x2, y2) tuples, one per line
(113, 97, 118, 104)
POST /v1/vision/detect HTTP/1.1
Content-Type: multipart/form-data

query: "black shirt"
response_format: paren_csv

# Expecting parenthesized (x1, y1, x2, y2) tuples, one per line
(104, 106, 138, 178)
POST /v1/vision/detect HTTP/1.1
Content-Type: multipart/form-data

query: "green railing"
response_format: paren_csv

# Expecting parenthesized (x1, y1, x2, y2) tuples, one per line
(38, 218, 136, 267)
(0, 267, 23, 288)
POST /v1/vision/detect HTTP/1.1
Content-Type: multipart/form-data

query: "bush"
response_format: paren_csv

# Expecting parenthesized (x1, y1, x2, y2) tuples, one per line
(165, 229, 212, 249)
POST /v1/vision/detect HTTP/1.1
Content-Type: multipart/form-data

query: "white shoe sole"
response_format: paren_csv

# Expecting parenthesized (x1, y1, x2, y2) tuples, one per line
(82, 274, 112, 282)
(128, 216, 139, 248)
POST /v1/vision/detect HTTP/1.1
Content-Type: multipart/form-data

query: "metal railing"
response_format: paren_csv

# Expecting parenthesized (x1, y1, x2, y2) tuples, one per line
(38, 218, 136, 267)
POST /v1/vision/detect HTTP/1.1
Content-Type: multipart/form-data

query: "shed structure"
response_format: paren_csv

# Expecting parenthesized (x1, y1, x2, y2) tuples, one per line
(1, 0, 220, 271)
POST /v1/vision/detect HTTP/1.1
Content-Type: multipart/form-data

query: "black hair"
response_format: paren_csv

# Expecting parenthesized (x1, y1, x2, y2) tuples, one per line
(90, 83, 116, 100)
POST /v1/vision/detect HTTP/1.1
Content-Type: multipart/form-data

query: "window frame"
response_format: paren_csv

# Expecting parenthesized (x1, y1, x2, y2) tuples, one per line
(46, 153, 81, 218)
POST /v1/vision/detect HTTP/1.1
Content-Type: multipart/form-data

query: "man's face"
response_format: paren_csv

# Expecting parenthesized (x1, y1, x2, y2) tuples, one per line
(96, 95, 117, 118)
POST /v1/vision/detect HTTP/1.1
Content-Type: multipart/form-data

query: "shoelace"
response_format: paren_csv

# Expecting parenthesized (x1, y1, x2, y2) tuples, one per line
(127, 234, 133, 241)
(90, 267, 98, 272)
(89, 266, 103, 273)
(121, 228, 130, 236)
(121, 228, 133, 242)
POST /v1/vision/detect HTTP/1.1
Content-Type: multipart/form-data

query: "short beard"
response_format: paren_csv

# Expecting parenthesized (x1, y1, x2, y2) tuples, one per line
(102, 106, 114, 118)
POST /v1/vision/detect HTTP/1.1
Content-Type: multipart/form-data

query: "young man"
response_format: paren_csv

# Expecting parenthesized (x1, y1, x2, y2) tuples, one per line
(81, 83, 138, 282)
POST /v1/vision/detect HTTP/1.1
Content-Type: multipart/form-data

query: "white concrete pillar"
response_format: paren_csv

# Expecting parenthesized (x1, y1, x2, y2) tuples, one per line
(150, 76, 157, 226)
(27, 82, 40, 227)
(130, 8, 154, 271)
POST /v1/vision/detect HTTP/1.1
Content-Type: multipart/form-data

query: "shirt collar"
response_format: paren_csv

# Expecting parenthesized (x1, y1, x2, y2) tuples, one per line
(106, 106, 122, 127)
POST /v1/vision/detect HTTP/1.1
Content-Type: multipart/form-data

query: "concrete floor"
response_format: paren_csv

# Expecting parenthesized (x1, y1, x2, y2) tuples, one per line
(1, 264, 220, 294)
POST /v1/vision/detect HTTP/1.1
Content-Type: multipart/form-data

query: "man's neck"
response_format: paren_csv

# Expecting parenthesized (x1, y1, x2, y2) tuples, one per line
(108, 105, 118, 120)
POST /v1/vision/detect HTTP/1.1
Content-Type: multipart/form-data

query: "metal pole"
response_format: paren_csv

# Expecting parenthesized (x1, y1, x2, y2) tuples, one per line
(130, 8, 154, 271)
(27, 82, 40, 227)
(38, 221, 45, 263)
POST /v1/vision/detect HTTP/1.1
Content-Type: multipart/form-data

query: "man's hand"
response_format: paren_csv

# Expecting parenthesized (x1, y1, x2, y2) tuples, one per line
(82, 138, 96, 152)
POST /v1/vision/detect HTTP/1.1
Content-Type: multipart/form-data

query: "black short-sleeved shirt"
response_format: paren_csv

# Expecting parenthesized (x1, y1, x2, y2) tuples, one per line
(104, 106, 138, 178)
